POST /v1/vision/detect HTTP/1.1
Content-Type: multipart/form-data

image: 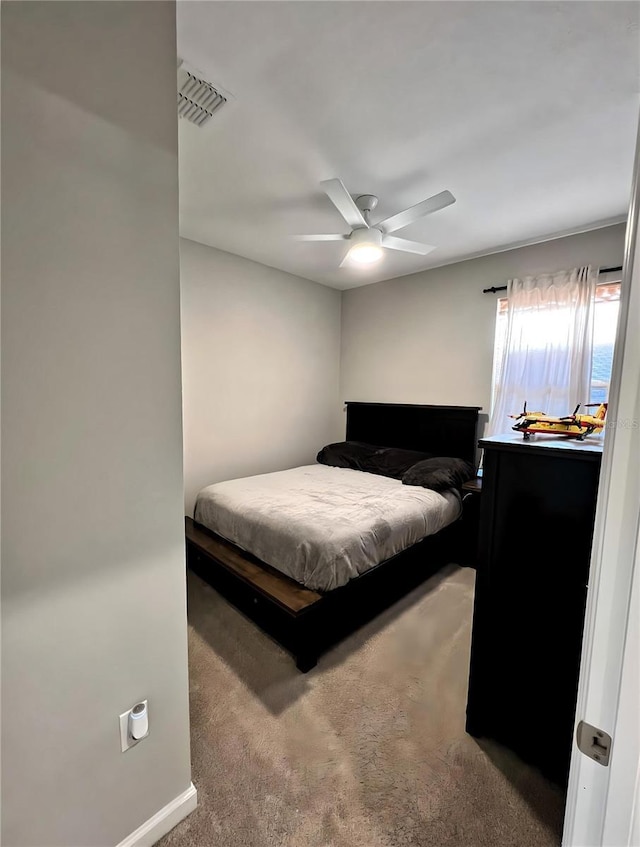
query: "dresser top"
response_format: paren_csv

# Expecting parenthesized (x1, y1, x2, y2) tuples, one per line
(480, 432, 604, 459)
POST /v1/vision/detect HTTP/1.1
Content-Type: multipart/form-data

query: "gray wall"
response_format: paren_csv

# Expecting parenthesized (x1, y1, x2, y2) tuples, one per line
(340, 224, 626, 429)
(1, 4, 192, 846)
(181, 238, 342, 514)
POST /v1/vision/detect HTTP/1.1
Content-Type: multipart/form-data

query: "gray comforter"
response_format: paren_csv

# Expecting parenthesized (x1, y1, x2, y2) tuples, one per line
(194, 464, 461, 592)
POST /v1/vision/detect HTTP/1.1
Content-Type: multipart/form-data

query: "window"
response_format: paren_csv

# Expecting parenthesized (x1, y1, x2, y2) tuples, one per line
(491, 281, 621, 410)
(590, 282, 621, 403)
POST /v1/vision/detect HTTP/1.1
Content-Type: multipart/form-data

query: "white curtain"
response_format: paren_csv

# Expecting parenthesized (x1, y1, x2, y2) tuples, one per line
(488, 266, 597, 436)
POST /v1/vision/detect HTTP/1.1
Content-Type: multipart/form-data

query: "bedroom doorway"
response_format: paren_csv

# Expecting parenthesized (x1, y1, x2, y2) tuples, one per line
(170, 4, 640, 846)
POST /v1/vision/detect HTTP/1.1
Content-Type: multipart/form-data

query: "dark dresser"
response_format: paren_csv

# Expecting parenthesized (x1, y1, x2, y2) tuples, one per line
(465, 433, 603, 786)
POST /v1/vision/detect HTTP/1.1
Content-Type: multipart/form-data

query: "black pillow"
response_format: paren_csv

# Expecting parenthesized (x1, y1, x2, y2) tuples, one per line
(316, 441, 381, 471)
(363, 447, 434, 480)
(402, 457, 475, 492)
(317, 441, 433, 480)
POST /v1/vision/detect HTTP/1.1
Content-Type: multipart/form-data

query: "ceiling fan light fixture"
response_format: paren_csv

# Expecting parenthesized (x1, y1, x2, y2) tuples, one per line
(298, 179, 455, 269)
(348, 243, 384, 264)
(347, 227, 383, 265)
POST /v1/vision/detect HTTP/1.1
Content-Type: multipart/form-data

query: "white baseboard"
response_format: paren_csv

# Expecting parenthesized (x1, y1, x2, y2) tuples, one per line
(116, 783, 197, 847)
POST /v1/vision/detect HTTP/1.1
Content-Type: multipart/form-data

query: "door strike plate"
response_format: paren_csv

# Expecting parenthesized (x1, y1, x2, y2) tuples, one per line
(576, 721, 612, 766)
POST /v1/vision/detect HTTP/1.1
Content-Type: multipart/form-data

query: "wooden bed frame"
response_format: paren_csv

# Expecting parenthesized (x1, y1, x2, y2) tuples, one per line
(186, 402, 480, 672)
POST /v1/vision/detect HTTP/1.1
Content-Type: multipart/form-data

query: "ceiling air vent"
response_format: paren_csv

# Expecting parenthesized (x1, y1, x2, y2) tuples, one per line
(177, 65, 227, 127)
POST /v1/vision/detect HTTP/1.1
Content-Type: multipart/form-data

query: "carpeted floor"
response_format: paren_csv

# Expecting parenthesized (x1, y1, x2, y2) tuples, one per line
(160, 566, 564, 847)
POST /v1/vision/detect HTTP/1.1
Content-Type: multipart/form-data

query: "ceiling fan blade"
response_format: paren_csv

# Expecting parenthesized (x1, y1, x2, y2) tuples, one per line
(382, 235, 437, 256)
(377, 190, 456, 234)
(339, 249, 353, 268)
(294, 234, 348, 241)
(320, 179, 367, 229)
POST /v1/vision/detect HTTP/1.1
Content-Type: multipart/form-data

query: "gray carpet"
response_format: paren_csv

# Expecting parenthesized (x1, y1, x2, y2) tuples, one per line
(160, 566, 564, 847)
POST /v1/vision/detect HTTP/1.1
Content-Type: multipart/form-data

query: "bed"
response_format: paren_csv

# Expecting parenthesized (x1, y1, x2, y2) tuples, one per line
(186, 401, 480, 671)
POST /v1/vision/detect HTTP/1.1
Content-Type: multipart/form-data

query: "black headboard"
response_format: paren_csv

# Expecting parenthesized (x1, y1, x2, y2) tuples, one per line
(345, 402, 481, 467)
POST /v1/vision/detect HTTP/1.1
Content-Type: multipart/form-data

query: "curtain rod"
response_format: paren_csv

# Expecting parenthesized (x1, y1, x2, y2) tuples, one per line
(482, 265, 623, 294)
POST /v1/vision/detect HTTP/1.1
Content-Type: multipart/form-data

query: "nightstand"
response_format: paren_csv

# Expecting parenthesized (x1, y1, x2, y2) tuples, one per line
(461, 477, 482, 495)
(459, 476, 482, 568)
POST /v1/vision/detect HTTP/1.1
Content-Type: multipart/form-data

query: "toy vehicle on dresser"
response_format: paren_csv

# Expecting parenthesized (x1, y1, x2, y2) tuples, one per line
(510, 402, 607, 440)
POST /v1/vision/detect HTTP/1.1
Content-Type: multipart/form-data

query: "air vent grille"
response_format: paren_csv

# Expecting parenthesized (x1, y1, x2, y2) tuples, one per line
(177, 68, 227, 127)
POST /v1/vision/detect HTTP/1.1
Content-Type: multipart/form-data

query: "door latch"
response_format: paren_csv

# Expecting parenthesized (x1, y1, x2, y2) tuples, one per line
(576, 721, 612, 766)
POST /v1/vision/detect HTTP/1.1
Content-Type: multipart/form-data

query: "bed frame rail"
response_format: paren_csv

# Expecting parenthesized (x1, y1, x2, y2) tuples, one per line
(187, 515, 464, 671)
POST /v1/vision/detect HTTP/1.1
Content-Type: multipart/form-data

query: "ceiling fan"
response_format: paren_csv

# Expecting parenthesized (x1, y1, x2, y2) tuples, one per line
(296, 179, 456, 266)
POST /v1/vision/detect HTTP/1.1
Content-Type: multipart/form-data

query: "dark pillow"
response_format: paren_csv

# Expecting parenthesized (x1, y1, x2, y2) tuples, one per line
(316, 441, 381, 471)
(402, 457, 475, 492)
(363, 447, 434, 480)
(317, 441, 433, 480)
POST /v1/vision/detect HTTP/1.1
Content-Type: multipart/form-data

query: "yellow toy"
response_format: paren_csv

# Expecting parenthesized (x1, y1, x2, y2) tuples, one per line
(510, 402, 607, 441)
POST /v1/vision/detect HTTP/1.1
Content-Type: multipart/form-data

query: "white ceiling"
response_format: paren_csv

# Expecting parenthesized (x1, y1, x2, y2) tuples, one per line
(177, 2, 639, 290)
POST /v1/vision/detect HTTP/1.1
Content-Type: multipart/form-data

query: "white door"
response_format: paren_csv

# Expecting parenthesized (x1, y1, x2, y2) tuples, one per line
(563, 115, 640, 847)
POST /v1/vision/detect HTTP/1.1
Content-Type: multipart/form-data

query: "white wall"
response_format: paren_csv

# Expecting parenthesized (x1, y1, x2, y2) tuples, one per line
(1, 4, 192, 846)
(181, 238, 342, 514)
(340, 224, 626, 428)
